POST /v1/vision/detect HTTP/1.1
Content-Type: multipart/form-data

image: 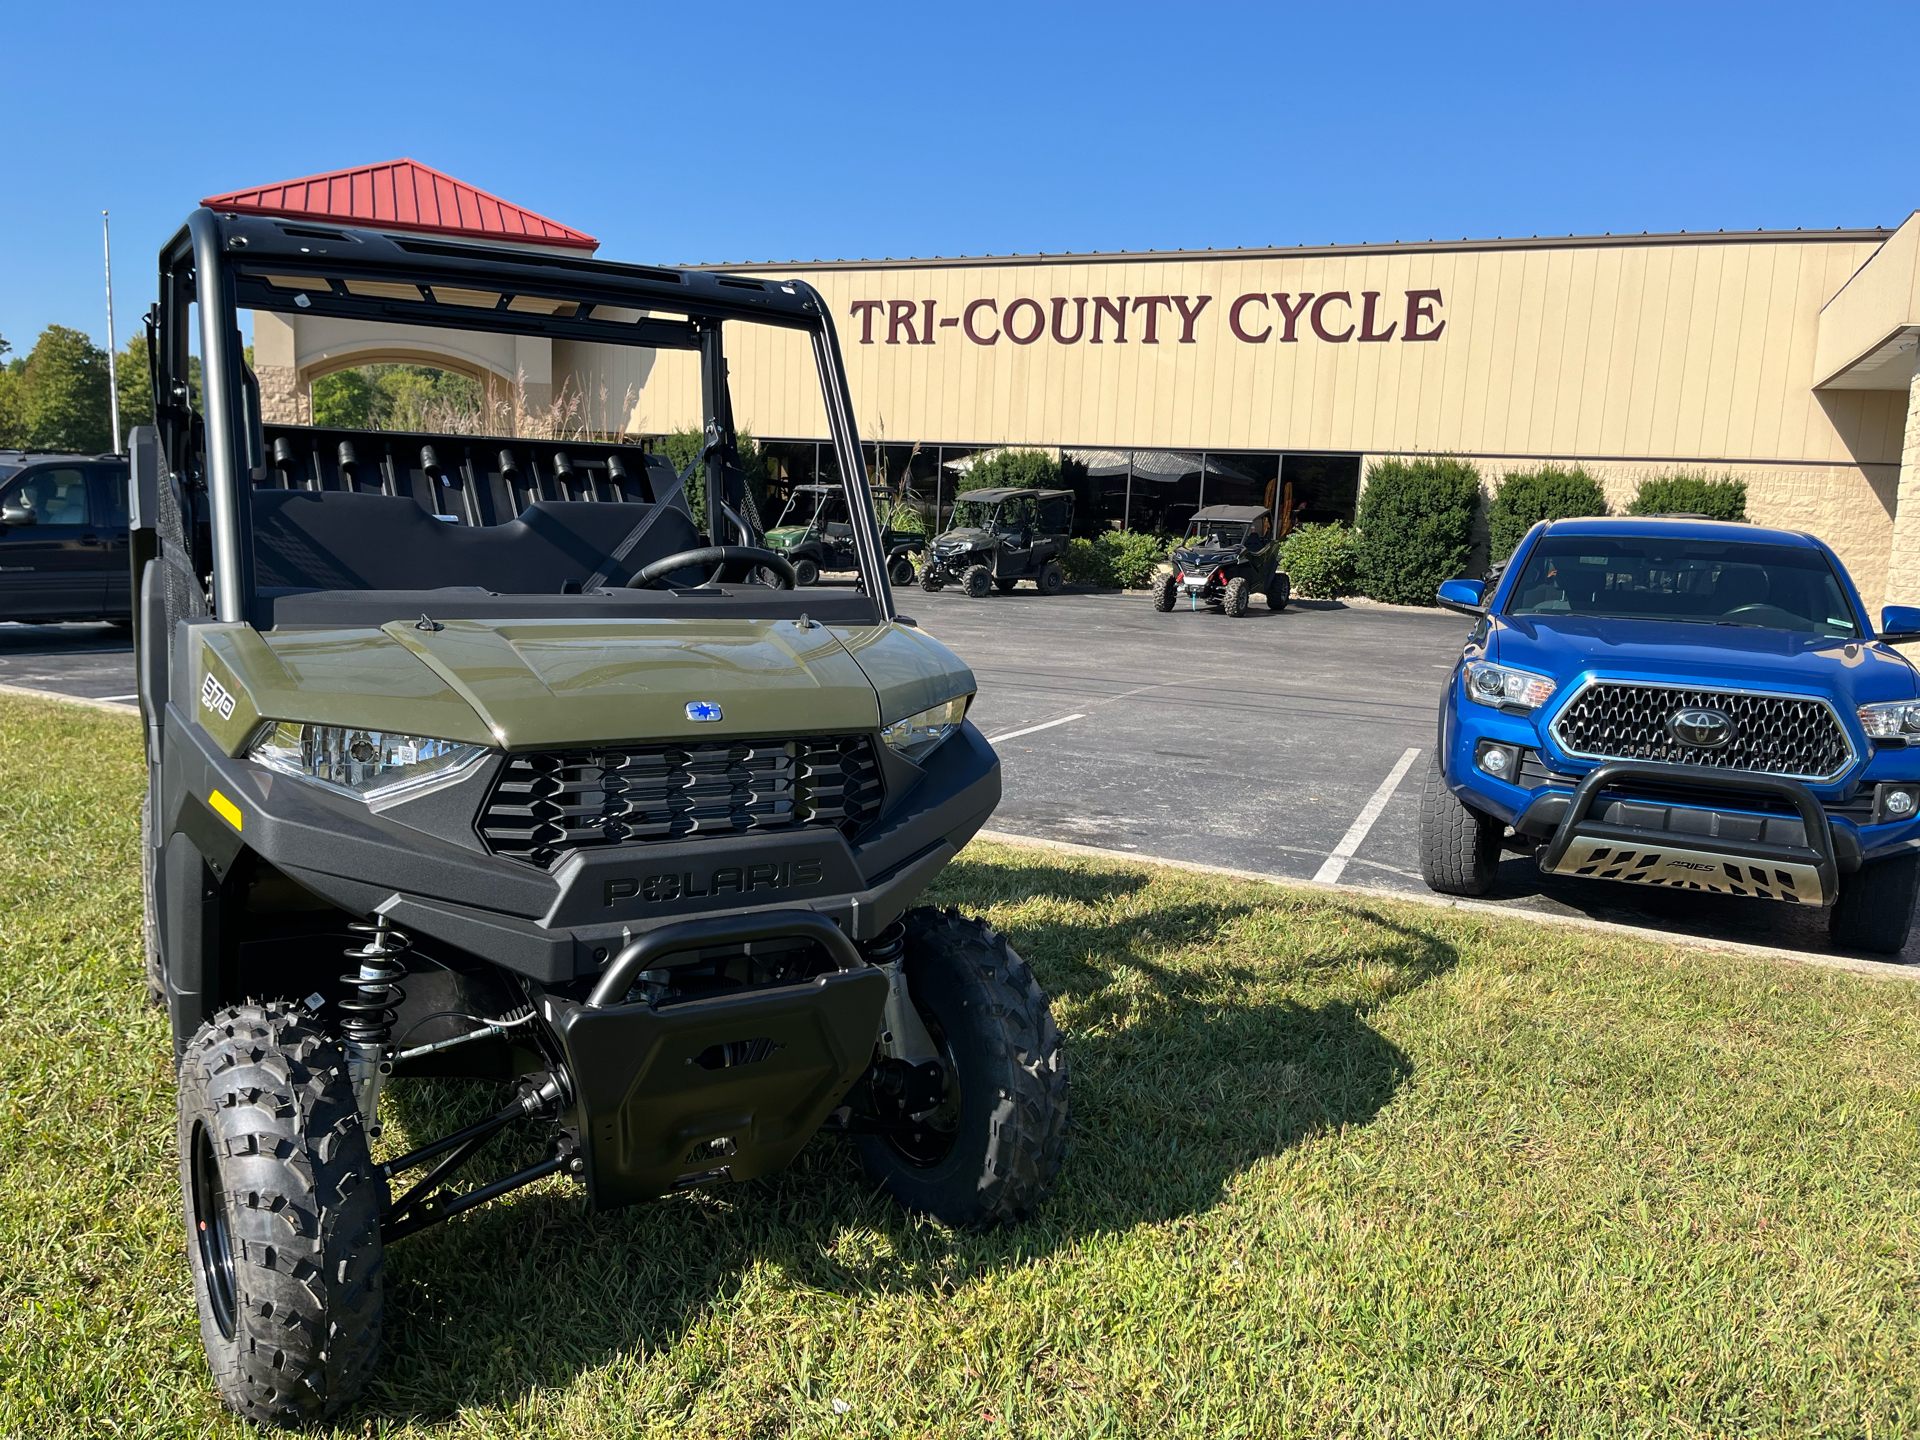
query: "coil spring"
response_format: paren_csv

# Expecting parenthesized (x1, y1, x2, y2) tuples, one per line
(338, 917, 411, 1047)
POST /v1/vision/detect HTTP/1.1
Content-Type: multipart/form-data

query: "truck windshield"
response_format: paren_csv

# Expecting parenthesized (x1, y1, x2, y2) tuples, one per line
(1506, 535, 1859, 638)
(1185, 520, 1249, 547)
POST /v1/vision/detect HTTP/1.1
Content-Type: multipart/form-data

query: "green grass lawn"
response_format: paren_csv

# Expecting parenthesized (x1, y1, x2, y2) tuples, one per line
(2, 692, 1919, 1437)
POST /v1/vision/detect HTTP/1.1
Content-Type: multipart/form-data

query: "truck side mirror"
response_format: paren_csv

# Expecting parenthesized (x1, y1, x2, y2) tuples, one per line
(1880, 605, 1920, 643)
(1, 500, 34, 527)
(1436, 578, 1486, 617)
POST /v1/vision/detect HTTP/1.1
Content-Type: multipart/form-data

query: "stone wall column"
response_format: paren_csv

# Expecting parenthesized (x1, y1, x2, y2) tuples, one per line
(1883, 362, 1920, 610)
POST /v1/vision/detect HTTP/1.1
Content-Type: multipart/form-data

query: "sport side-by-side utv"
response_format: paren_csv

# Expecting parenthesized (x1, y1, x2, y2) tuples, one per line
(765, 481, 922, 588)
(918, 488, 1072, 597)
(135, 209, 1068, 1427)
(1151, 505, 1290, 616)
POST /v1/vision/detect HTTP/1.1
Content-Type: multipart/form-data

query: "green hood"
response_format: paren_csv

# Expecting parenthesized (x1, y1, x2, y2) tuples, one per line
(765, 526, 810, 550)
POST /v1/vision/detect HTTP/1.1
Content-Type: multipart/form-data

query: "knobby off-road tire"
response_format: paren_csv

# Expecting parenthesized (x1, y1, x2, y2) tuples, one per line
(1267, 572, 1291, 611)
(792, 557, 820, 587)
(1151, 573, 1177, 612)
(1829, 852, 1920, 955)
(1222, 576, 1251, 616)
(854, 908, 1069, 1229)
(920, 567, 944, 592)
(1038, 561, 1065, 596)
(995, 577, 1018, 593)
(178, 1001, 387, 1427)
(142, 790, 164, 1008)
(962, 565, 993, 598)
(1418, 750, 1501, 896)
(889, 556, 917, 587)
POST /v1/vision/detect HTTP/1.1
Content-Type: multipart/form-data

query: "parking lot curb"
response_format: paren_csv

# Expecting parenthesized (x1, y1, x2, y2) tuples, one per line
(971, 828, 1920, 984)
(0, 682, 139, 717)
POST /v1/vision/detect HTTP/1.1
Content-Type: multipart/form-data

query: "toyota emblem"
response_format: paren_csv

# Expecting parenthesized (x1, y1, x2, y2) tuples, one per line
(1668, 707, 1735, 748)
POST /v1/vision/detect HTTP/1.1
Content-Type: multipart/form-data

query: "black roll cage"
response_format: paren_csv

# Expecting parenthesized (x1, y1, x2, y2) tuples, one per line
(152, 208, 893, 624)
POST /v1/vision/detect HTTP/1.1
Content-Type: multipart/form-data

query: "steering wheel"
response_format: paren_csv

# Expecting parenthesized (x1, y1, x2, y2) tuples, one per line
(626, 545, 797, 590)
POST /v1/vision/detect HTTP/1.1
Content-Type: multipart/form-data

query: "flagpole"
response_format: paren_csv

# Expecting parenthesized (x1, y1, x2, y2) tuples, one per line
(103, 211, 121, 454)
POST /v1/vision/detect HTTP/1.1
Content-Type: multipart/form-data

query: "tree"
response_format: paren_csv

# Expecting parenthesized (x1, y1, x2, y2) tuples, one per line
(659, 428, 769, 533)
(312, 367, 378, 429)
(117, 335, 155, 439)
(0, 334, 22, 448)
(14, 326, 113, 453)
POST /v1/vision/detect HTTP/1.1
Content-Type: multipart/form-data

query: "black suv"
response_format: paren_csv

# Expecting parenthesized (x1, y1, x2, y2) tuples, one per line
(920, 487, 1072, 597)
(0, 451, 132, 622)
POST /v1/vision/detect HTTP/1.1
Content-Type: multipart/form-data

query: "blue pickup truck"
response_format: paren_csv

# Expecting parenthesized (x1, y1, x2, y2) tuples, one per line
(1423, 516, 1920, 954)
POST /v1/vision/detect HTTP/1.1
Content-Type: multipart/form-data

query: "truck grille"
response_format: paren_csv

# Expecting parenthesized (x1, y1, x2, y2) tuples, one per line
(478, 735, 881, 869)
(1549, 681, 1854, 783)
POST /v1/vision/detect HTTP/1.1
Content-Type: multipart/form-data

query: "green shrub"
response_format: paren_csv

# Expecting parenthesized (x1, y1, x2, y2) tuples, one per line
(1061, 531, 1171, 589)
(957, 447, 1060, 494)
(1278, 521, 1360, 598)
(1488, 465, 1608, 561)
(661, 428, 769, 531)
(1355, 457, 1482, 606)
(1627, 473, 1747, 521)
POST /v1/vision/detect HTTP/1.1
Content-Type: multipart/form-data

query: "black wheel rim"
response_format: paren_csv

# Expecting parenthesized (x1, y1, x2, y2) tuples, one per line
(886, 1013, 963, 1168)
(190, 1122, 238, 1339)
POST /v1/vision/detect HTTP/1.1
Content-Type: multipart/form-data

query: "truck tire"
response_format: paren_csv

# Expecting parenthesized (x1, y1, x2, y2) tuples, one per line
(1151, 573, 1177, 611)
(853, 908, 1069, 1229)
(962, 565, 993, 598)
(178, 1000, 386, 1427)
(1418, 750, 1501, 896)
(1829, 852, 1920, 955)
(142, 791, 163, 1008)
(1038, 561, 1065, 596)
(920, 567, 944, 592)
(1268, 573, 1291, 611)
(889, 556, 916, 587)
(792, 557, 819, 587)
(1222, 576, 1251, 616)
(995, 577, 1018, 593)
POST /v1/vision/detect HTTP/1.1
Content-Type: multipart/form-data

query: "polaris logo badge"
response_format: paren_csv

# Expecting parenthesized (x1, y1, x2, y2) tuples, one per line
(1668, 707, 1734, 748)
(604, 858, 826, 906)
(199, 673, 236, 721)
(686, 701, 723, 722)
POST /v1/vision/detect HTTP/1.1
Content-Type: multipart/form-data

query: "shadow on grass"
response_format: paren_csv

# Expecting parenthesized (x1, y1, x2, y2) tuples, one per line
(359, 852, 1456, 1424)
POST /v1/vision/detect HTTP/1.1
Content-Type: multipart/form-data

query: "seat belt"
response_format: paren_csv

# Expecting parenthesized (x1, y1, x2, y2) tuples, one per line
(582, 441, 712, 592)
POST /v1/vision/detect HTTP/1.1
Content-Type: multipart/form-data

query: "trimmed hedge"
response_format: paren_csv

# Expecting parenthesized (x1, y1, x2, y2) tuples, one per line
(1278, 521, 1359, 598)
(1627, 473, 1747, 521)
(1355, 457, 1482, 606)
(1488, 465, 1608, 562)
(1062, 531, 1171, 589)
(957, 448, 1061, 493)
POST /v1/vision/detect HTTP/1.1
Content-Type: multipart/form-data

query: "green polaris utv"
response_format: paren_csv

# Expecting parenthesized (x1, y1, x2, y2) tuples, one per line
(765, 481, 923, 587)
(134, 209, 1068, 1427)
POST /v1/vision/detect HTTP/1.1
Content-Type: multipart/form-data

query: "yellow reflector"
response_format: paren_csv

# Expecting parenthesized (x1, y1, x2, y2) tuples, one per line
(209, 790, 242, 831)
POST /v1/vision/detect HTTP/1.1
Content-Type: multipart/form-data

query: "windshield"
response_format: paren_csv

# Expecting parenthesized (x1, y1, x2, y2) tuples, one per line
(1506, 535, 1860, 638)
(1184, 519, 1249, 548)
(950, 499, 998, 529)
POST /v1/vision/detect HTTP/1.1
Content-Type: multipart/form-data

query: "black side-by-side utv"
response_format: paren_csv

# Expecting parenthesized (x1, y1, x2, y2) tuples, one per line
(1152, 505, 1290, 616)
(918, 488, 1072, 597)
(135, 208, 1068, 1427)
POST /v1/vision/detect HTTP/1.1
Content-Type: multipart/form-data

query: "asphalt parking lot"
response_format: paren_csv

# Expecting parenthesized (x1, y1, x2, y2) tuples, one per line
(5, 591, 1916, 964)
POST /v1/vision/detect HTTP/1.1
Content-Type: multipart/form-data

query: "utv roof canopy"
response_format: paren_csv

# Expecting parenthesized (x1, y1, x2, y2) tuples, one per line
(1190, 505, 1271, 522)
(959, 488, 1074, 504)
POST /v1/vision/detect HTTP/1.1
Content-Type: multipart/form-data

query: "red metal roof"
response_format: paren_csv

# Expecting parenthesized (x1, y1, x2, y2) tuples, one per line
(202, 158, 597, 251)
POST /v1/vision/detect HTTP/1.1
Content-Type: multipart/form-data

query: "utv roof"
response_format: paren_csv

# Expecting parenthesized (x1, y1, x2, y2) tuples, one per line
(958, 488, 1073, 503)
(1190, 505, 1269, 521)
(177, 209, 830, 351)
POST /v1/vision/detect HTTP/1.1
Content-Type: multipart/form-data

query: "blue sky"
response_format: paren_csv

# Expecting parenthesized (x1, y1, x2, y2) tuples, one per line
(4, 0, 1916, 355)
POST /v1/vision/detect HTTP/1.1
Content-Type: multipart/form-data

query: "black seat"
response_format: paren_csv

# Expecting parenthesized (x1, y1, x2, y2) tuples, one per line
(251, 492, 702, 595)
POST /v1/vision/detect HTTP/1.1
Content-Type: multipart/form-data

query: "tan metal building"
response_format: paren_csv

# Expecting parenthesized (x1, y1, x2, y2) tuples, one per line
(608, 214, 1920, 605)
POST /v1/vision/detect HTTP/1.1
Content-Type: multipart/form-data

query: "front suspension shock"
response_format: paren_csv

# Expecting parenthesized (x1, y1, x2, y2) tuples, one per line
(338, 915, 411, 1137)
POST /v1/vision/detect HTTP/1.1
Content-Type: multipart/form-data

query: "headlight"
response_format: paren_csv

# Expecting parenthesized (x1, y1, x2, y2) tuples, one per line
(1858, 701, 1920, 739)
(248, 722, 489, 801)
(881, 695, 972, 762)
(1464, 660, 1556, 710)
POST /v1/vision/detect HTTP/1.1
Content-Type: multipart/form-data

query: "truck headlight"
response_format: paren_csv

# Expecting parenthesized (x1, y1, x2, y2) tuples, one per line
(881, 695, 972, 763)
(1464, 660, 1556, 710)
(248, 722, 488, 801)
(1857, 701, 1920, 738)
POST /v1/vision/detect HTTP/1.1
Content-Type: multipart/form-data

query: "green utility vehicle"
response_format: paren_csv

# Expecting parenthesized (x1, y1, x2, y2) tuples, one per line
(1151, 504, 1289, 616)
(919, 487, 1072, 597)
(135, 209, 1068, 1427)
(765, 481, 922, 587)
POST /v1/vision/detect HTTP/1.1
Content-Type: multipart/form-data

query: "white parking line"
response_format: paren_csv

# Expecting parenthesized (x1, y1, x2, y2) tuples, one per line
(986, 714, 1087, 745)
(1313, 747, 1422, 884)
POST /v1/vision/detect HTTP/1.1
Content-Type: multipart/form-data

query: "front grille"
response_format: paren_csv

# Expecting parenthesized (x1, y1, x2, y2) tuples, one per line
(1550, 681, 1854, 783)
(478, 735, 881, 868)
